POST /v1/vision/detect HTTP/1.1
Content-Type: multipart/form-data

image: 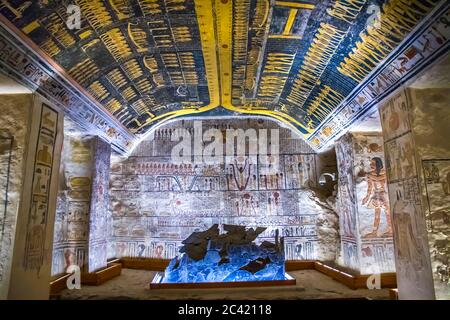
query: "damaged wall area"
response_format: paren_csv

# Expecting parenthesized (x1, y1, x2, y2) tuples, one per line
(108, 118, 339, 262)
(52, 134, 111, 276)
(0, 95, 32, 299)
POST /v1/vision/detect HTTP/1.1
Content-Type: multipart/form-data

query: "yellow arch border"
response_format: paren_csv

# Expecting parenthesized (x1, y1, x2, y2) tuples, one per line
(135, 0, 313, 140)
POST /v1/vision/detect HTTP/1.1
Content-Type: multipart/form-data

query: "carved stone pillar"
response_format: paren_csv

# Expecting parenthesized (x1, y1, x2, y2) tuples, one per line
(335, 132, 395, 275)
(51, 135, 111, 277)
(379, 87, 450, 300)
(1, 95, 64, 299)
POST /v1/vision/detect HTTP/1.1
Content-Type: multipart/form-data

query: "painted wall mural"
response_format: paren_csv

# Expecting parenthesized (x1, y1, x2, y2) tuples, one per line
(336, 132, 395, 274)
(109, 118, 339, 261)
(379, 88, 435, 299)
(52, 135, 111, 275)
(407, 87, 450, 299)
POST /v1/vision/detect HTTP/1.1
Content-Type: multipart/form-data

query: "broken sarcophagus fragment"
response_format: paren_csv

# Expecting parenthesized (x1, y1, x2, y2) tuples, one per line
(162, 224, 286, 283)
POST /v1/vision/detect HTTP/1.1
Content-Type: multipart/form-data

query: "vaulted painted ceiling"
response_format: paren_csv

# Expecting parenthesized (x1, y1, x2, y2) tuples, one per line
(0, 0, 445, 152)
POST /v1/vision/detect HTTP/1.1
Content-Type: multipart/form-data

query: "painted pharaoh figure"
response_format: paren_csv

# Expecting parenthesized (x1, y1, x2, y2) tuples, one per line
(362, 157, 392, 238)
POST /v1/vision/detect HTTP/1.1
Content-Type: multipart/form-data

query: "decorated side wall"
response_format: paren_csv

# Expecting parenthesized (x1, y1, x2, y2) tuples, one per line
(380, 87, 450, 300)
(52, 134, 111, 276)
(412, 88, 450, 300)
(336, 132, 395, 274)
(109, 118, 339, 261)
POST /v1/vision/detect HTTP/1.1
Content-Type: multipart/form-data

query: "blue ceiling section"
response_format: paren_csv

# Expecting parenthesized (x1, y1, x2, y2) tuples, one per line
(0, 0, 442, 140)
(241, 0, 382, 125)
(0, 0, 210, 133)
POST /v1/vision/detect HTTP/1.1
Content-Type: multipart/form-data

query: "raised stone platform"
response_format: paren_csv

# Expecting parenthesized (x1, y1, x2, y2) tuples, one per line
(57, 269, 393, 300)
(150, 272, 296, 290)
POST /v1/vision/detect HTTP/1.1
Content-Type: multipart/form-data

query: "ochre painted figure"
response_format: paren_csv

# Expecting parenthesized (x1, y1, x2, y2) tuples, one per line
(362, 157, 392, 238)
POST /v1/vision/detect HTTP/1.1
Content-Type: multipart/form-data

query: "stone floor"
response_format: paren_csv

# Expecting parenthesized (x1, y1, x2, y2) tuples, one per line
(57, 269, 391, 300)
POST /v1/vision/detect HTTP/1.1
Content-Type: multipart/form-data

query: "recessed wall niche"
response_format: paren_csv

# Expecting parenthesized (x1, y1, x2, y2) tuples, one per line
(106, 118, 339, 263)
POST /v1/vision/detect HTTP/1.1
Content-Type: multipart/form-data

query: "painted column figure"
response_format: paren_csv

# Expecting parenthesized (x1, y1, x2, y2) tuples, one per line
(336, 132, 395, 275)
(379, 87, 450, 300)
(362, 157, 392, 238)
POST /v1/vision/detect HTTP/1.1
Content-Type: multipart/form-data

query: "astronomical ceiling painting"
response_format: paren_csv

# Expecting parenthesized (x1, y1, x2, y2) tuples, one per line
(0, 0, 444, 152)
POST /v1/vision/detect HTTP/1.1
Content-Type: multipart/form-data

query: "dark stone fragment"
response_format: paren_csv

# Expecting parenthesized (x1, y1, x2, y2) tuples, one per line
(239, 257, 272, 274)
